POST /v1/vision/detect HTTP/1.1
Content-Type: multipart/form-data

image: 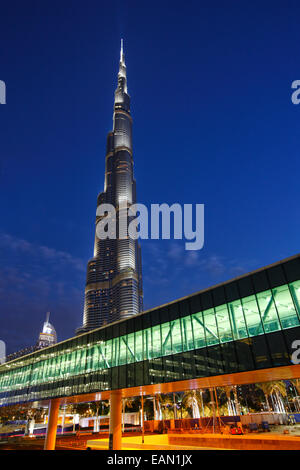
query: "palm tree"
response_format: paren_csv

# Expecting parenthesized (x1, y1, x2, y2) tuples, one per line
(172, 392, 181, 420)
(147, 394, 172, 421)
(232, 385, 241, 415)
(272, 382, 287, 413)
(90, 402, 102, 432)
(292, 378, 300, 395)
(257, 382, 272, 412)
(154, 395, 163, 420)
(149, 394, 161, 421)
(219, 386, 235, 415)
(182, 390, 202, 418)
(143, 396, 155, 420)
(291, 379, 300, 412)
(161, 395, 175, 420)
(257, 381, 287, 413)
(198, 390, 205, 417)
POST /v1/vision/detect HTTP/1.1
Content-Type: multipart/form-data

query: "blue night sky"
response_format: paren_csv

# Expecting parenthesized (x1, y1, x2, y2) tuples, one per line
(0, 1, 299, 354)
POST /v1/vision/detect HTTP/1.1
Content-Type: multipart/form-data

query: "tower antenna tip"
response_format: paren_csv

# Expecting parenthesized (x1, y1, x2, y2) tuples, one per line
(120, 38, 125, 63)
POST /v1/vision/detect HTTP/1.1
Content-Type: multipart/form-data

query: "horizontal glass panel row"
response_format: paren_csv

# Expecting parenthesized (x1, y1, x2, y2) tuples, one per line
(0, 280, 299, 394)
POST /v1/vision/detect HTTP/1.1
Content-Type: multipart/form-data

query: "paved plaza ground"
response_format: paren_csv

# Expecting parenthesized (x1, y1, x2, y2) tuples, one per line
(1, 424, 300, 450)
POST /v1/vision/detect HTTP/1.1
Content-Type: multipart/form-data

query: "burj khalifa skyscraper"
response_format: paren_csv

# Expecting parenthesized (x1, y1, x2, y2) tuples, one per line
(76, 40, 143, 334)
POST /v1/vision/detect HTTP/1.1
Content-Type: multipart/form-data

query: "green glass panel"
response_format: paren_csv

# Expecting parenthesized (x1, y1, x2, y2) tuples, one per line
(273, 285, 300, 329)
(119, 336, 128, 365)
(56, 356, 61, 379)
(37, 361, 43, 382)
(49, 357, 55, 380)
(289, 280, 300, 318)
(60, 355, 65, 377)
(12, 371, 17, 387)
(91, 345, 99, 370)
(31, 365, 36, 384)
(161, 322, 172, 355)
(32, 363, 37, 384)
(54, 355, 60, 378)
(74, 350, 81, 374)
(86, 347, 93, 372)
(203, 308, 219, 345)
(111, 338, 119, 367)
(215, 304, 233, 343)
(47, 358, 52, 380)
(49, 357, 55, 379)
(171, 318, 183, 353)
(256, 290, 281, 333)
(228, 299, 248, 339)
(143, 328, 151, 360)
(126, 333, 135, 363)
(191, 312, 206, 349)
(80, 348, 87, 373)
(104, 340, 112, 368)
(135, 330, 143, 361)
(65, 353, 72, 377)
(243, 294, 265, 337)
(186, 315, 195, 350)
(46, 358, 51, 380)
(53, 357, 58, 379)
(151, 325, 161, 358)
(14, 370, 18, 386)
(70, 351, 76, 375)
(58, 355, 64, 378)
(17, 369, 22, 388)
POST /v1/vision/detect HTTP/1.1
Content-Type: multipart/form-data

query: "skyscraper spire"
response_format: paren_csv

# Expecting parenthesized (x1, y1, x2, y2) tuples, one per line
(120, 38, 125, 65)
(117, 38, 127, 95)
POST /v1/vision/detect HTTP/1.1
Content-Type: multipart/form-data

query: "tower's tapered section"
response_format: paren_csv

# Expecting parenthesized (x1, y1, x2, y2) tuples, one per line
(76, 41, 143, 334)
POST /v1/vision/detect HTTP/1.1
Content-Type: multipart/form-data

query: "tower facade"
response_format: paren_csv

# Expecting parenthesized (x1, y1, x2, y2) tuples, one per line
(37, 312, 57, 348)
(76, 41, 143, 334)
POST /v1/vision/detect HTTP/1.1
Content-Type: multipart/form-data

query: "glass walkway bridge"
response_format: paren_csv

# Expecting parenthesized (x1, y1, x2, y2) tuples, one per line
(1, 254, 300, 449)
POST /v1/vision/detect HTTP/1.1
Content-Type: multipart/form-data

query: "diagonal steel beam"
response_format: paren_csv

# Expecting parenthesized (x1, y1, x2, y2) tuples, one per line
(122, 337, 135, 360)
(193, 314, 219, 340)
(289, 284, 300, 319)
(99, 344, 110, 368)
(162, 321, 176, 352)
(255, 290, 277, 335)
(229, 304, 238, 338)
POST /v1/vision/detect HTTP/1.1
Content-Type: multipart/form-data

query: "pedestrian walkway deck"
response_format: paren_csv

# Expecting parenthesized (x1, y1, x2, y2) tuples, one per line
(86, 434, 223, 450)
(168, 432, 300, 450)
(86, 432, 300, 451)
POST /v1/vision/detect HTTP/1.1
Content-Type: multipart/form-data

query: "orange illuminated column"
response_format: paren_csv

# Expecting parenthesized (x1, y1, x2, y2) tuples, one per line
(44, 398, 60, 450)
(109, 390, 122, 450)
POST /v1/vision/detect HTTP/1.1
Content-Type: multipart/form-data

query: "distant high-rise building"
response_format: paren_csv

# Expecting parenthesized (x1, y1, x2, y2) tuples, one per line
(37, 312, 57, 348)
(76, 40, 143, 334)
(5, 312, 57, 362)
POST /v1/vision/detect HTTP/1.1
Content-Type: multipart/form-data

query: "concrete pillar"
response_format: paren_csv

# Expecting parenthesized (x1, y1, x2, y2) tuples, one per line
(109, 390, 122, 450)
(44, 398, 60, 450)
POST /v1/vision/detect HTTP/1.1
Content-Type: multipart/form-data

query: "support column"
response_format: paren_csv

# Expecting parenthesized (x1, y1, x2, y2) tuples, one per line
(44, 398, 60, 450)
(109, 390, 122, 450)
(141, 394, 144, 444)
